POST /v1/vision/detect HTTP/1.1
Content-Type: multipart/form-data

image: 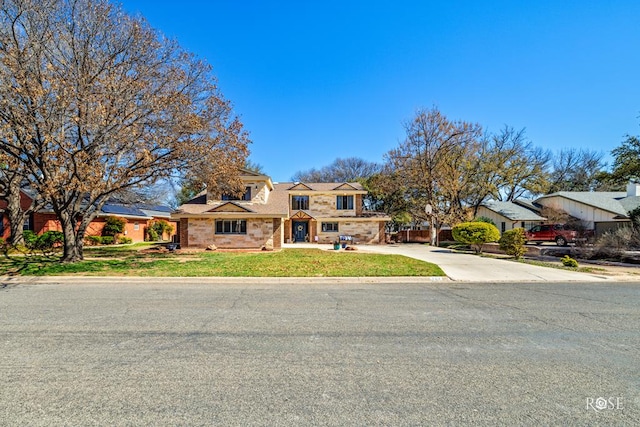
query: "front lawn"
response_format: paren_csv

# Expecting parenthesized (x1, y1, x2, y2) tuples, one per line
(0, 248, 445, 277)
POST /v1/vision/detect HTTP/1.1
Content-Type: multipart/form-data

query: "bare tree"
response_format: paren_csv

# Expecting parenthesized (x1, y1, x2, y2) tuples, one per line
(0, 0, 249, 261)
(547, 148, 608, 192)
(384, 107, 482, 244)
(292, 157, 382, 182)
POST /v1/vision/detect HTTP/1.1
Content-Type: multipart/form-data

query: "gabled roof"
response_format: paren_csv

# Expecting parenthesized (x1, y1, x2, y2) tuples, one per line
(512, 199, 542, 213)
(288, 183, 314, 191)
(481, 200, 546, 221)
(332, 183, 358, 191)
(276, 182, 366, 192)
(206, 202, 255, 213)
(290, 210, 315, 219)
(535, 192, 631, 216)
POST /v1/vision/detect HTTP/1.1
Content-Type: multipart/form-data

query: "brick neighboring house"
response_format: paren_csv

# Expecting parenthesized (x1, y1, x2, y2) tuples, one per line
(172, 170, 390, 249)
(0, 189, 176, 243)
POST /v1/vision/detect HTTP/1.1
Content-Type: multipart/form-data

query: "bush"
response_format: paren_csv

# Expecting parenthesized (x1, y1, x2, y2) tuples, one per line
(22, 230, 39, 249)
(592, 227, 640, 258)
(499, 228, 527, 259)
(118, 236, 133, 244)
(149, 220, 174, 241)
(19, 231, 64, 254)
(85, 235, 103, 246)
(561, 255, 579, 268)
(145, 227, 159, 241)
(452, 221, 501, 254)
(100, 236, 115, 245)
(103, 216, 126, 237)
(37, 231, 64, 250)
(473, 216, 496, 226)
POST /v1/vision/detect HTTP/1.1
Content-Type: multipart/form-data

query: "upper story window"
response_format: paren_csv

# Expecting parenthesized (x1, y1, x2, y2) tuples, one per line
(222, 186, 251, 201)
(291, 195, 309, 210)
(336, 195, 354, 210)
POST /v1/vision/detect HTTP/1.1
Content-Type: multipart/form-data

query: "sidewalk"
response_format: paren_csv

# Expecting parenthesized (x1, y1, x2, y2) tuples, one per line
(285, 243, 611, 282)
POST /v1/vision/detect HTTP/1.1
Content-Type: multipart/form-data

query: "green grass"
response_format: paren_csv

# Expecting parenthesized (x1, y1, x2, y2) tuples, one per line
(0, 248, 445, 277)
(508, 257, 602, 274)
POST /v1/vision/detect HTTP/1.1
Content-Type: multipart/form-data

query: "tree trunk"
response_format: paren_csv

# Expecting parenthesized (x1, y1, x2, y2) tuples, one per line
(58, 210, 95, 262)
(58, 212, 83, 262)
(6, 182, 26, 246)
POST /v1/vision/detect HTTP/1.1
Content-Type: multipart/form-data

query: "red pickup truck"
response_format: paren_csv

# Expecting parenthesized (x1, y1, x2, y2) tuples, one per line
(525, 223, 591, 246)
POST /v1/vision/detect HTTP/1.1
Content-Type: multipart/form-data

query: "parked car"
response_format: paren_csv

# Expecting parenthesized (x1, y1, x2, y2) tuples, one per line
(525, 223, 593, 246)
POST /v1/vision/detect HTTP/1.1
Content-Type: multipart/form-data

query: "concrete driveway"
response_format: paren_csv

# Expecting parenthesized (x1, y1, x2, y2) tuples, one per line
(286, 243, 610, 282)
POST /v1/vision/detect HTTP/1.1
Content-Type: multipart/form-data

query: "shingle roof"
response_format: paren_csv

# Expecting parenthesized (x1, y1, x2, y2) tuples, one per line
(535, 192, 637, 216)
(175, 188, 289, 216)
(174, 180, 378, 219)
(481, 200, 546, 221)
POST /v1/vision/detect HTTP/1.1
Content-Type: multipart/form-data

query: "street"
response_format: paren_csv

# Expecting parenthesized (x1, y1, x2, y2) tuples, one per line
(1, 279, 638, 426)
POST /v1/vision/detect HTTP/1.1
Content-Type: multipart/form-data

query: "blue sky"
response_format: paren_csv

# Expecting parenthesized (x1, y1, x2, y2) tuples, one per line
(121, 0, 640, 182)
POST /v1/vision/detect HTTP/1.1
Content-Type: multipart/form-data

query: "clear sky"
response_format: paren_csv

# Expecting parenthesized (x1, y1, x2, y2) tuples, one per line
(121, 0, 640, 182)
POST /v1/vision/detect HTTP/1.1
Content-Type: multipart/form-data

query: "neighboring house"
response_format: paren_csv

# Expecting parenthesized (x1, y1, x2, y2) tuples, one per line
(477, 200, 546, 233)
(172, 170, 390, 249)
(479, 182, 640, 237)
(0, 190, 176, 243)
(535, 182, 640, 236)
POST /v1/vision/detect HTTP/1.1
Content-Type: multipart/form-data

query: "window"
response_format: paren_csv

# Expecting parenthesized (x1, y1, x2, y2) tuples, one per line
(336, 195, 354, 210)
(134, 222, 140, 231)
(291, 195, 309, 210)
(322, 222, 339, 232)
(501, 222, 506, 233)
(215, 219, 247, 234)
(23, 217, 31, 231)
(222, 187, 251, 201)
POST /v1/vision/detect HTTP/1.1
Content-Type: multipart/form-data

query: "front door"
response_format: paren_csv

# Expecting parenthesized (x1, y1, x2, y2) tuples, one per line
(292, 221, 308, 243)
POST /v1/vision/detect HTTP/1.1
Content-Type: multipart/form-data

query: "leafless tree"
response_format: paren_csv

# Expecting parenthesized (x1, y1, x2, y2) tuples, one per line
(384, 107, 482, 243)
(292, 157, 382, 183)
(547, 148, 607, 192)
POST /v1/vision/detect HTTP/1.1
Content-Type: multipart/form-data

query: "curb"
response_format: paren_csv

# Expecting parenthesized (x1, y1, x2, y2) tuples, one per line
(0, 275, 453, 285)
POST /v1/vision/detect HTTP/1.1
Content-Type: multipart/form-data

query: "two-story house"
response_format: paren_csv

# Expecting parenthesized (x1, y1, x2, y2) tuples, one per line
(172, 169, 390, 249)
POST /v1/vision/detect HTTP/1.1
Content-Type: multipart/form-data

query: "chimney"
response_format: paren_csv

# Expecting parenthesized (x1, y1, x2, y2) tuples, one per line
(627, 182, 640, 197)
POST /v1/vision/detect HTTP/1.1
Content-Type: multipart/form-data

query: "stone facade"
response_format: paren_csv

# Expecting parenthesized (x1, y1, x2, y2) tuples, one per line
(315, 220, 385, 244)
(173, 172, 390, 249)
(184, 217, 277, 249)
(307, 194, 356, 217)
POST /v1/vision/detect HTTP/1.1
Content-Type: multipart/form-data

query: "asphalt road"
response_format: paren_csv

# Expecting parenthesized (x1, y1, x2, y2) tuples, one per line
(1, 279, 638, 426)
